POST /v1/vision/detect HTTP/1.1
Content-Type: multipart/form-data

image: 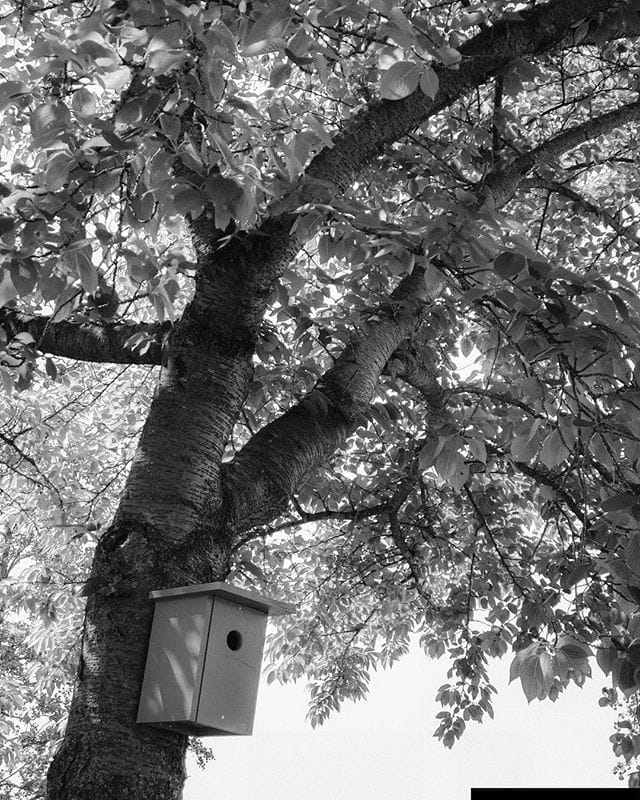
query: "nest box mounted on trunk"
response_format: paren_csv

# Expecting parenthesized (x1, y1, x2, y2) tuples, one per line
(137, 582, 296, 736)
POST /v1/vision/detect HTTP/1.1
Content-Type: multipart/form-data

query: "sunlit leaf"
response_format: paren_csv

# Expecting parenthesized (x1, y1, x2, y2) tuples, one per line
(419, 67, 439, 99)
(380, 61, 421, 100)
(44, 152, 73, 192)
(0, 80, 29, 111)
(0, 269, 18, 306)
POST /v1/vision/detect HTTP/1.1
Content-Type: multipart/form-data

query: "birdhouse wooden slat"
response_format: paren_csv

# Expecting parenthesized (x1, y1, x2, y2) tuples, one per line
(137, 582, 295, 736)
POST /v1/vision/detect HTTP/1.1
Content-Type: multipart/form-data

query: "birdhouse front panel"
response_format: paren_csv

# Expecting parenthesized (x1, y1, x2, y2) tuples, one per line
(196, 597, 268, 735)
(136, 592, 213, 731)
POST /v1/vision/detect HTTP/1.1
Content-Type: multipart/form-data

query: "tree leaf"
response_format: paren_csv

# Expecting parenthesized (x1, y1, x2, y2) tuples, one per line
(0, 216, 14, 237)
(270, 62, 292, 88)
(510, 432, 539, 463)
(434, 439, 464, 481)
(625, 534, 640, 577)
(45, 152, 73, 192)
(30, 102, 70, 148)
(519, 649, 553, 702)
(436, 46, 462, 65)
(602, 494, 639, 513)
(0, 269, 18, 306)
(204, 174, 243, 229)
(419, 66, 439, 99)
(596, 641, 619, 676)
(147, 50, 188, 74)
(493, 251, 527, 279)
(509, 643, 536, 683)
(418, 436, 444, 470)
(158, 113, 181, 141)
(10, 259, 37, 295)
(45, 357, 58, 380)
(171, 187, 206, 218)
(71, 88, 96, 117)
(380, 61, 421, 100)
(238, 559, 265, 582)
(619, 658, 636, 694)
(0, 80, 29, 111)
(468, 437, 486, 464)
(561, 563, 590, 588)
(75, 254, 99, 295)
(97, 66, 131, 91)
(557, 635, 592, 662)
(539, 429, 569, 469)
(627, 642, 640, 667)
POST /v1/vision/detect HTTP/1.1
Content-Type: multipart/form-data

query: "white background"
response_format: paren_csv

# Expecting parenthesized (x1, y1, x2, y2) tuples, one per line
(184, 643, 622, 800)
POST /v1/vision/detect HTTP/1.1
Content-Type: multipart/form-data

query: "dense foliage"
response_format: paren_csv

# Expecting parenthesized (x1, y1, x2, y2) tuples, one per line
(2, 0, 640, 795)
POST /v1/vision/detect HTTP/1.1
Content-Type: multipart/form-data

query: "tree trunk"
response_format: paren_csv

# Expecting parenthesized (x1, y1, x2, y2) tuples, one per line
(46, 587, 188, 799)
(46, 517, 231, 799)
(46, 308, 239, 799)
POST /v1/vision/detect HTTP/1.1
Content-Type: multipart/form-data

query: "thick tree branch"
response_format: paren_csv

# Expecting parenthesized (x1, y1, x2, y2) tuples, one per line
(389, 343, 448, 427)
(481, 99, 640, 209)
(0, 308, 167, 365)
(236, 489, 408, 548)
(527, 178, 640, 249)
(301, 0, 615, 203)
(485, 441, 583, 520)
(351, 100, 640, 266)
(452, 384, 547, 421)
(222, 266, 433, 533)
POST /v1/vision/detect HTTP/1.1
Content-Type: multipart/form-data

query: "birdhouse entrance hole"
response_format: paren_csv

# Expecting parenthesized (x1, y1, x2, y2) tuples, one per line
(226, 630, 242, 651)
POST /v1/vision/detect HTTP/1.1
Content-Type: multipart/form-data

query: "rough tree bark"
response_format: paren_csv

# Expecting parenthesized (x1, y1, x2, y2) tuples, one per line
(36, 1, 631, 797)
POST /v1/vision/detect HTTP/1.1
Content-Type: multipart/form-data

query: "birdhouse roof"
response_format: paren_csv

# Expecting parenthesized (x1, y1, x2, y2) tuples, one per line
(148, 581, 297, 616)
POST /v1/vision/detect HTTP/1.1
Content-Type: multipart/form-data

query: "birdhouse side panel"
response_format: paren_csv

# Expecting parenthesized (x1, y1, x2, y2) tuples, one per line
(137, 594, 212, 726)
(195, 598, 268, 735)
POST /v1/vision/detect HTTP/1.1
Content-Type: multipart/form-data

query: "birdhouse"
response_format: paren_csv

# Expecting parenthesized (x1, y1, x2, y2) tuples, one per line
(137, 582, 296, 736)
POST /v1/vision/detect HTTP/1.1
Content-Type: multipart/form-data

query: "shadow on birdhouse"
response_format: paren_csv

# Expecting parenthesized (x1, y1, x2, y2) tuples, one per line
(137, 582, 296, 736)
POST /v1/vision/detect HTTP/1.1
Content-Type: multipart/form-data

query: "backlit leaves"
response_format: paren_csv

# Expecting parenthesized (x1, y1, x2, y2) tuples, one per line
(519, 647, 554, 703)
(380, 62, 440, 101)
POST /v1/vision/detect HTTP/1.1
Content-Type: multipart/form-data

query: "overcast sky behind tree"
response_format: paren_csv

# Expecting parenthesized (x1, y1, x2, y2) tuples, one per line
(185, 643, 621, 799)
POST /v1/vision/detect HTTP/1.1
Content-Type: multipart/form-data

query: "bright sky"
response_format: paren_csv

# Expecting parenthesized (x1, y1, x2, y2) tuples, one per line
(184, 641, 622, 800)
